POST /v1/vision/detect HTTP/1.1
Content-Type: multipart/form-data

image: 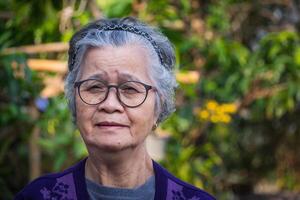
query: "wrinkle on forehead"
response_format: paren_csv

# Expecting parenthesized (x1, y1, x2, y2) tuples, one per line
(78, 44, 152, 83)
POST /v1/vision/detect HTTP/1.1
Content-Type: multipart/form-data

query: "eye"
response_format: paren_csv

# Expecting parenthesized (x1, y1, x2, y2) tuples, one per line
(120, 85, 139, 94)
(88, 84, 106, 91)
(81, 80, 106, 93)
(88, 84, 105, 89)
(119, 82, 145, 94)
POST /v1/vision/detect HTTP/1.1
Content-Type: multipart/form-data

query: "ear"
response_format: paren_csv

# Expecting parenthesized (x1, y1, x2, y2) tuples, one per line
(151, 122, 158, 131)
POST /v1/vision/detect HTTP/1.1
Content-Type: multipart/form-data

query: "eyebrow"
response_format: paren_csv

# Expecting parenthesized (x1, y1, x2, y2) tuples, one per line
(85, 72, 142, 83)
(88, 73, 107, 81)
(118, 73, 142, 82)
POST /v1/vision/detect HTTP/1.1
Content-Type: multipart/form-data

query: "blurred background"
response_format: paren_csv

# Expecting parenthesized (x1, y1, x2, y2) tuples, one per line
(1, 0, 300, 199)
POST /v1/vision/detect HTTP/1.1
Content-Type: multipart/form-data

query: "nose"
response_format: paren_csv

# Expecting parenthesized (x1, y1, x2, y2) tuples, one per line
(96, 87, 124, 113)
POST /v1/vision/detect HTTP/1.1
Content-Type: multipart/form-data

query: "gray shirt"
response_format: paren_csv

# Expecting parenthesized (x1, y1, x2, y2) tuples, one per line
(86, 176, 155, 200)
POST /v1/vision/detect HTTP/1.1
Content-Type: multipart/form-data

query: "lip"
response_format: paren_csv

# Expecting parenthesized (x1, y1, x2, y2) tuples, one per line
(95, 121, 129, 128)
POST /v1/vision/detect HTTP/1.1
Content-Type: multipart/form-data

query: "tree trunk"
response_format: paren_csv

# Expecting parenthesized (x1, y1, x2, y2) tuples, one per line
(28, 105, 41, 180)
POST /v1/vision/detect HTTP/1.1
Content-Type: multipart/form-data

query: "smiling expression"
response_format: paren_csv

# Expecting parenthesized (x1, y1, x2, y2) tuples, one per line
(75, 44, 157, 152)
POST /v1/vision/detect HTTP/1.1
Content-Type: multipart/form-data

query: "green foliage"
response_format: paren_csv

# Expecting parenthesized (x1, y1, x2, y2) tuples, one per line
(38, 96, 87, 172)
(198, 31, 300, 196)
(0, 1, 62, 46)
(0, 54, 43, 198)
(206, 1, 231, 33)
(98, 0, 133, 18)
(201, 37, 251, 101)
(254, 32, 300, 118)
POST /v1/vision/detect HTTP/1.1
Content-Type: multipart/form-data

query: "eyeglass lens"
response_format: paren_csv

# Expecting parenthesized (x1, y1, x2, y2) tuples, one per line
(78, 80, 148, 107)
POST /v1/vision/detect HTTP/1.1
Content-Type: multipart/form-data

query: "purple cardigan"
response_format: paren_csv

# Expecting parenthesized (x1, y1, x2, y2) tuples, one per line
(15, 158, 215, 200)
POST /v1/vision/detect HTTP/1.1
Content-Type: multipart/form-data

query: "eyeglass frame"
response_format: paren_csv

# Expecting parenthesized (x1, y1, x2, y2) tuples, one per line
(74, 78, 156, 108)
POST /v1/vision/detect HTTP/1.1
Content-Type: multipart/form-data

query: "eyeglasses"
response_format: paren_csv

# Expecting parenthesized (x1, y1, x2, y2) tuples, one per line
(74, 79, 155, 108)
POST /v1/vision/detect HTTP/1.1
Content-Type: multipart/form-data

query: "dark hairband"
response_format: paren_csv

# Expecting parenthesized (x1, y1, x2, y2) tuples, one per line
(70, 23, 167, 70)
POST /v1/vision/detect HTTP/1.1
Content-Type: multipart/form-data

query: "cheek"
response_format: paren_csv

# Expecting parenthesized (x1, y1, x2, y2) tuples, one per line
(129, 99, 157, 136)
(75, 96, 85, 119)
(75, 96, 93, 131)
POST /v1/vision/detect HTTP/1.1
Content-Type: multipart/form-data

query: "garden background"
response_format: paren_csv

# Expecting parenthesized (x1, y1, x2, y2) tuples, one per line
(1, 0, 300, 199)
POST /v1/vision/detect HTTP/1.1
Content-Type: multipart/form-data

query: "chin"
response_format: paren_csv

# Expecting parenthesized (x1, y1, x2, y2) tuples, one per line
(86, 138, 136, 153)
(99, 143, 131, 152)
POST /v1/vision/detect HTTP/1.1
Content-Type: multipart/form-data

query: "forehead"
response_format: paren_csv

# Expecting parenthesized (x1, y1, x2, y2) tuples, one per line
(79, 44, 151, 82)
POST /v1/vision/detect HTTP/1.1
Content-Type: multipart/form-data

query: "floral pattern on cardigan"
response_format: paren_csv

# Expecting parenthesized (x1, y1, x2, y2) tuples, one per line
(167, 179, 203, 200)
(39, 173, 77, 200)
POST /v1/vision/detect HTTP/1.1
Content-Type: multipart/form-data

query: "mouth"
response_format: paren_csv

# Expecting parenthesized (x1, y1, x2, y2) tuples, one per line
(95, 121, 129, 128)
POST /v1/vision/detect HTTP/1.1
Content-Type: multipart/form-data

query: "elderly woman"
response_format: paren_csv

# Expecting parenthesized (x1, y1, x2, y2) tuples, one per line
(15, 17, 215, 200)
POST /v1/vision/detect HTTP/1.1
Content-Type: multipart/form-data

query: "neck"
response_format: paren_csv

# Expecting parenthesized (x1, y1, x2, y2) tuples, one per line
(85, 144, 154, 188)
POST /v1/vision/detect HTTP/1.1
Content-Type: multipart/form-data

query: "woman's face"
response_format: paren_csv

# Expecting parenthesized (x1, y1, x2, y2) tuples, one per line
(75, 44, 157, 152)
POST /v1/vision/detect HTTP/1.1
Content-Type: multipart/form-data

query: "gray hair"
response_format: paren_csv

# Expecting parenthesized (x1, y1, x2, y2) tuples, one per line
(65, 17, 177, 124)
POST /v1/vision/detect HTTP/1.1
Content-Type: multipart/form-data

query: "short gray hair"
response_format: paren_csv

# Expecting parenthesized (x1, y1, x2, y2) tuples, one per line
(65, 17, 177, 124)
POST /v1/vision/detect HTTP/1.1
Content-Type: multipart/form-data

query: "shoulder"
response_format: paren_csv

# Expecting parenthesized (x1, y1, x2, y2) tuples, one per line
(153, 161, 216, 200)
(14, 159, 86, 200)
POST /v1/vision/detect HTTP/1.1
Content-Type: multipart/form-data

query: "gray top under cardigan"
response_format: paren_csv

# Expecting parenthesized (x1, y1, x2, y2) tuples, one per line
(86, 176, 155, 200)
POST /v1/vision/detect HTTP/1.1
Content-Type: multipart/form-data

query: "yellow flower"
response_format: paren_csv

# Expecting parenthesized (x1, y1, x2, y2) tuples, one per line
(210, 115, 220, 123)
(199, 110, 210, 120)
(220, 103, 237, 113)
(196, 101, 236, 124)
(219, 114, 231, 123)
(206, 100, 218, 111)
